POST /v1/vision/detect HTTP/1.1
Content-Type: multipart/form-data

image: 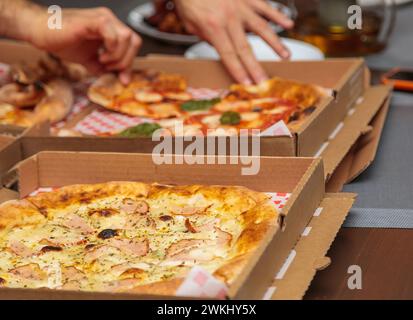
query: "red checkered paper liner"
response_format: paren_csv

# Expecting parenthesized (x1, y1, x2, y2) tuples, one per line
(175, 266, 228, 299)
(266, 192, 291, 211)
(259, 120, 292, 137)
(74, 87, 225, 136)
(74, 110, 152, 136)
(28, 187, 58, 197)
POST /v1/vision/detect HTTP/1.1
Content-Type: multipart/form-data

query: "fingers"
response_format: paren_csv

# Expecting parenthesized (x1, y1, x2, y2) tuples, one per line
(85, 8, 141, 83)
(246, 13, 290, 60)
(107, 33, 142, 85)
(227, 19, 267, 84)
(206, 27, 251, 84)
(248, 0, 294, 30)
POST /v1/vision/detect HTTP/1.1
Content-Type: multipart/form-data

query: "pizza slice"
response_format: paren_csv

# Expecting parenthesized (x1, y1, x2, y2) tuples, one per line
(88, 71, 193, 119)
(0, 57, 75, 127)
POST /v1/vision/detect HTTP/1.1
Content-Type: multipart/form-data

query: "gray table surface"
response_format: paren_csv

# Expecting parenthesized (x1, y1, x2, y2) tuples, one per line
(34, 0, 413, 227)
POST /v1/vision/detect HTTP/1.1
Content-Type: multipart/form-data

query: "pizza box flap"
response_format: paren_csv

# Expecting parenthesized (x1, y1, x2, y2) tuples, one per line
(0, 135, 14, 149)
(319, 85, 392, 182)
(0, 137, 22, 187)
(0, 188, 19, 203)
(0, 122, 49, 187)
(0, 125, 25, 136)
(270, 193, 356, 299)
(15, 152, 321, 197)
(0, 123, 48, 140)
(326, 86, 391, 192)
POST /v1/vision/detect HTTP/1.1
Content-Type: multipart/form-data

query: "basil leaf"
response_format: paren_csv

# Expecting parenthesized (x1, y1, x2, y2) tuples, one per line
(181, 98, 221, 112)
(119, 123, 162, 138)
(220, 111, 241, 125)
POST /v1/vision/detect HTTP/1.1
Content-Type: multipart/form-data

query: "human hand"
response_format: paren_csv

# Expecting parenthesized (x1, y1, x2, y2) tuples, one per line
(175, 0, 294, 84)
(29, 7, 142, 84)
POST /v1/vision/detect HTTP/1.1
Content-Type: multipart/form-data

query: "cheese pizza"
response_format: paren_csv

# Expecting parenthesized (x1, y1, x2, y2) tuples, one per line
(0, 182, 278, 295)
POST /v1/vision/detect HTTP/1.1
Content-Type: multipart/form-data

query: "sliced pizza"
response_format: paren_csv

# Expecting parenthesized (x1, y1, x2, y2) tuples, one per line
(88, 71, 192, 119)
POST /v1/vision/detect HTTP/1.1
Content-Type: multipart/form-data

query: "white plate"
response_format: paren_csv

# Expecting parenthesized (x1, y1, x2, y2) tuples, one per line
(185, 36, 325, 61)
(127, 2, 294, 45)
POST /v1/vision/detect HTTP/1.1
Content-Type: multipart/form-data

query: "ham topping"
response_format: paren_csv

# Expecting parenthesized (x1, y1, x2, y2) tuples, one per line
(9, 263, 47, 281)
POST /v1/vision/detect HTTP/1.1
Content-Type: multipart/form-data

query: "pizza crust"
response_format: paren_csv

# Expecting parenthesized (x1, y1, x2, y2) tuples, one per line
(34, 79, 74, 123)
(0, 199, 46, 230)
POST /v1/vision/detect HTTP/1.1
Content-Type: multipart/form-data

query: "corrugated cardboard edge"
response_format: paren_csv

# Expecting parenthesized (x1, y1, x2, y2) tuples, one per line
(0, 138, 22, 187)
(231, 158, 325, 299)
(321, 85, 392, 182)
(326, 87, 391, 192)
(0, 136, 14, 150)
(0, 188, 19, 203)
(0, 123, 48, 187)
(271, 193, 356, 300)
(297, 59, 366, 157)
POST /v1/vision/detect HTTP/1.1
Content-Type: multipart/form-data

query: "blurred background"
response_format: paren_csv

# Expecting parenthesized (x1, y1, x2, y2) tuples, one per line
(32, 0, 413, 70)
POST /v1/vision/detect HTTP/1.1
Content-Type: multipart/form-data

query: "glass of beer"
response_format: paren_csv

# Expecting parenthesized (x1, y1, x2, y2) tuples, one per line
(283, 0, 396, 57)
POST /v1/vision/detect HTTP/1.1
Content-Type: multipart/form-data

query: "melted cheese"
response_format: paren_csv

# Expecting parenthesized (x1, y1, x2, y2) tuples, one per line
(0, 184, 263, 292)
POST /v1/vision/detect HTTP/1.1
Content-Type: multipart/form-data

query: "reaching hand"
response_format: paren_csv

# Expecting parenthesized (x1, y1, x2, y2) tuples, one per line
(175, 0, 294, 84)
(29, 7, 142, 84)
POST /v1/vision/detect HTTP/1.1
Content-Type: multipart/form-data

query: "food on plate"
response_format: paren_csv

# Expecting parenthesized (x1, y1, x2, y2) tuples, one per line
(144, 0, 189, 35)
(0, 182, 278, 295)
(90, 70, 327, 136)
(0, 56, 78, 127)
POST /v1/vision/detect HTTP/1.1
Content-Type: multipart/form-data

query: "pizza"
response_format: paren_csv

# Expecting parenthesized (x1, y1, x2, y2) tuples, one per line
(0, 182, 278, 295)
(0, 56, 80, 127)
(88, 70, 192, 119)
(90, 71, 328, 137)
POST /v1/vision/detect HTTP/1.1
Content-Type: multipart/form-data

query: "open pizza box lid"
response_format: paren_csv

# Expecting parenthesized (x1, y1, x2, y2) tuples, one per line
(326, 85, 391, 191)
(0, 152, 355, 299)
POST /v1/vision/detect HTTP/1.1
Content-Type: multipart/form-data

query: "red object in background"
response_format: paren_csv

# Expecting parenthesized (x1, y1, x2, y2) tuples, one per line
(382, 68, 413, 92)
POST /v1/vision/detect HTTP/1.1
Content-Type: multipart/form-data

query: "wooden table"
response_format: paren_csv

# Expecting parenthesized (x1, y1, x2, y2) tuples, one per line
(34, 0, 413, 300)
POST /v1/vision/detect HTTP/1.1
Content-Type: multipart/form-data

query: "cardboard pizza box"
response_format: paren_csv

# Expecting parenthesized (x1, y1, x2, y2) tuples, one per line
(0, 152, 355, 300)
(0, 84, 391, 191)
(0, 135, 14, 150)
(0, 39, 366, 155)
